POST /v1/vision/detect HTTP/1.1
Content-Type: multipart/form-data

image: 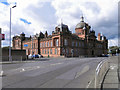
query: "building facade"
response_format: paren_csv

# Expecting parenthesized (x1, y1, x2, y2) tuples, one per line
(12, 16, 108, 57)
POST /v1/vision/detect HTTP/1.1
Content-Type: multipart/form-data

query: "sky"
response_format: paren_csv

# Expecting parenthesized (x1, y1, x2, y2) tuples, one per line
(0, 0, 119, 47)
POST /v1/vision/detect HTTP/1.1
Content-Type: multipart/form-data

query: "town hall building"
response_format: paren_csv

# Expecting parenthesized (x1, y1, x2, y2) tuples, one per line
(12, 16, 108, 57)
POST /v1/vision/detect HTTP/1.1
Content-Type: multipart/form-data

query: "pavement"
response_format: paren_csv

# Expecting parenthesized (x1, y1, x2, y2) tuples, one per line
(102, 56, 119, 89)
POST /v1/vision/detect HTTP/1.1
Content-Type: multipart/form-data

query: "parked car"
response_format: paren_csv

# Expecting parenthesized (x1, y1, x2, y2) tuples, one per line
(32, 54, 39, 58)
(39, 54, 43, 58)
(99, 54, 109, 57)
(28, 54, 33, 59)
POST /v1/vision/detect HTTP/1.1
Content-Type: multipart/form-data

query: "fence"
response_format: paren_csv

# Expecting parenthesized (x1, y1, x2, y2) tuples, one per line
(94, 58, 110, 88)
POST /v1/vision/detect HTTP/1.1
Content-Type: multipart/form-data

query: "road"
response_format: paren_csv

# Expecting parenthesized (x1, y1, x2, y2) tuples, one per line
(2, 57, 109, 88)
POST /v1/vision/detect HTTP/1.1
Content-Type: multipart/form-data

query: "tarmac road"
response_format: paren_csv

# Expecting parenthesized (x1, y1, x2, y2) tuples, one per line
(2, 57, 108, 88)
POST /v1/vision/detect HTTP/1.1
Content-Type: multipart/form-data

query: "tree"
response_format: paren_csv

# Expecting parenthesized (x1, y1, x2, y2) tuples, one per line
(2, 46, 11, 49)
(109, 46, 120, 55)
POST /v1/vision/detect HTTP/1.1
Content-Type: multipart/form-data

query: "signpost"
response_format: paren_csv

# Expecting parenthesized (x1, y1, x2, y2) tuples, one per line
(24, 44, 28, 47)
(0, 28, 5, 63)
(0, 34, 5, 40)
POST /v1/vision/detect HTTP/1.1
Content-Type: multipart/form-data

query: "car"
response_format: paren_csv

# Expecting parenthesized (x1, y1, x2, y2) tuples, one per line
(98, 54, 109, 57)
(32, 54, 39, 58)
(39, 54, 43, 58)
(104, 54, 109, 57)
(28, 54, 33, 59)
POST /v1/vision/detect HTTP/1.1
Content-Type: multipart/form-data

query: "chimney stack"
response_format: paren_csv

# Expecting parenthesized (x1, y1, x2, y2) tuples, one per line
(98, 33, 101, 41)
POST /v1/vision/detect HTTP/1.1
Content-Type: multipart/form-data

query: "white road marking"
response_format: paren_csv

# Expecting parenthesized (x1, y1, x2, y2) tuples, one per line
(75, 65, 89, 78)
(0, 71, 4, 76)
(22, 68, 25, 71)
(50, 63, 63, 66)
(86, 81, 92, 88)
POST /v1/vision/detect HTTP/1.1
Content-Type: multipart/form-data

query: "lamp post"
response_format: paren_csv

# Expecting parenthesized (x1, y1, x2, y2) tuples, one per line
(9, 5, 16, 61)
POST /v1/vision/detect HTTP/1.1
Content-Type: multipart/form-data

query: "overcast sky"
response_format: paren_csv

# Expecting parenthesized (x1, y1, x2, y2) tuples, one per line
(0, 0, 118, 47)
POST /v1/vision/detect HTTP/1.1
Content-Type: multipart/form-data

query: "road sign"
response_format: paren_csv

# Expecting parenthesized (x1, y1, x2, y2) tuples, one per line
(0, 34, 5, 40)
(24, 44, 28, 47)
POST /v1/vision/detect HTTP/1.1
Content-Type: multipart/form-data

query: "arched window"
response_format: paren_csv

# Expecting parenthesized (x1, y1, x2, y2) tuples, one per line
(51, 41, 52, 47)
(56, 39, 59, 46)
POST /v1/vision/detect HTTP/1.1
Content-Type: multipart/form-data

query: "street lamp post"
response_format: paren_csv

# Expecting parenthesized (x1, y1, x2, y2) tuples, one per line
(9, 5, 16, 61)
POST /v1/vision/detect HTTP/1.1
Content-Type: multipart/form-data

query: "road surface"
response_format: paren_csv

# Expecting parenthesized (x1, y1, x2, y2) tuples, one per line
(2, 57, 108, 88)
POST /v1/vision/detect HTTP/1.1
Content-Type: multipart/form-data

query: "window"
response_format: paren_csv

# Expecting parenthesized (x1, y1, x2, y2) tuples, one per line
(42, 42, 44, 47)
(18, 41, 21, 47)
(47, 42, 49, 47)
(40, 43, 42, 47)
(50, 49, 52, 54)
(76, 49, 78, 54)
(42, 49, 44, 54)
(56, 39, 59, 46)
(62, 48, 65, 54)
(76, 42, 78, 47)
(72, 41, 74, 46)
(47, 49, 49, 54)
(66, 48, 69, 54)
(36, 43, 38, 48)
(36, 49, 38, 53)
(45, 49, 46, 54)
(64, 39, 68, 46)
(51, 41, 52, 47)
(45, 42, 46, 47)
(55, 48, 57, 54)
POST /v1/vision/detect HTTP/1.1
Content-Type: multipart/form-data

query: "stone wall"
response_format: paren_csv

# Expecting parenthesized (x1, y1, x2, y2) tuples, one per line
(2, 48, 26, 61)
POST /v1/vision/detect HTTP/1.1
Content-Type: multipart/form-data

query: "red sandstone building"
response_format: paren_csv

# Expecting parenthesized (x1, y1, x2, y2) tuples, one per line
(12, 16, 108, 57)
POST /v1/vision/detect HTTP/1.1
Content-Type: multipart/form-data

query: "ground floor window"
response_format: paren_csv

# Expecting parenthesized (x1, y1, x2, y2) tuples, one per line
(62, 48, 65, 54)
(66, 48, 69, 54)
(45, 49, 46, 54)
(50, 49, 52, 54)
(48, 49, 49, 54)
(55, 48, 57, 54)
(42, 49, 44, 54)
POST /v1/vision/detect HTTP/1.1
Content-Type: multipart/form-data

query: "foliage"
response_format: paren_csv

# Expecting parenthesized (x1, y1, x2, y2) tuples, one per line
(109, 46, 120, 54)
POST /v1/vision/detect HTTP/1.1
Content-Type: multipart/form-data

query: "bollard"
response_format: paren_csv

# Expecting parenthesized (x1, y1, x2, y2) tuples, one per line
(48, 55, 49, 58)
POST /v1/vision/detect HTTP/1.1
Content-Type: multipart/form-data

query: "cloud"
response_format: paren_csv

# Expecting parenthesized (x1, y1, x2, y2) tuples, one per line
(108, 38, 118, 47)
(51, 0, 118, 47)
(0, 0, 118, 47)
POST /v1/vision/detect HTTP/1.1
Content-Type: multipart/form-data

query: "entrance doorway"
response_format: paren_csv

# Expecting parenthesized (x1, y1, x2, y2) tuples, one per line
(92, 50, 94, 56)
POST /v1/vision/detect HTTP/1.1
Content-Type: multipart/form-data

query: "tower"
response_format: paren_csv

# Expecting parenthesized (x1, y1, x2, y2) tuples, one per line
(75, 16, 90, 38)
